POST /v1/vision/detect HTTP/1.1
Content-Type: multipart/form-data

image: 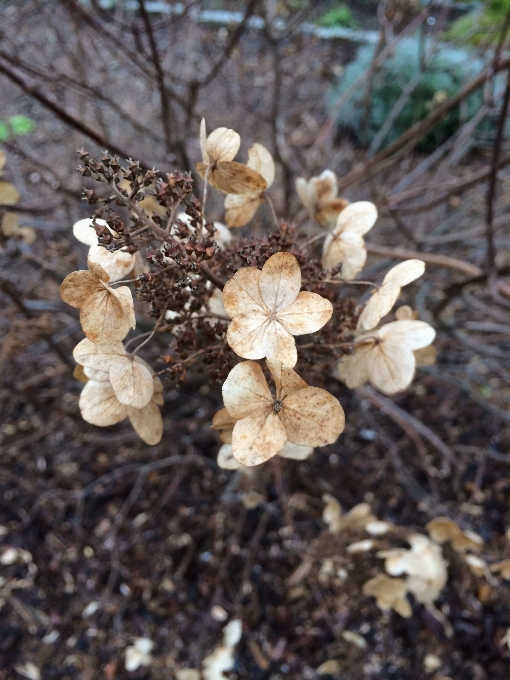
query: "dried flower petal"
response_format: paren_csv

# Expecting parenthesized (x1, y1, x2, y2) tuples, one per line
(426, 517, 483, 553)
(362, 574, 412, 618)
(88, 244, 135, 282)
(0, 180, 20, 205)
(296, 170, 349, 227)
(224, 144, 275, 227)
(322, 202, 377, 279)
(79, 380, 128, 426)
(109, 356, 154, 408)
(127, 401, 163, 445)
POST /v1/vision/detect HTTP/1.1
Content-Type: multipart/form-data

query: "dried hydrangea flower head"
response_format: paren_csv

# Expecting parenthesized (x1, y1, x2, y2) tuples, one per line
(295, 170, 349, 226)
(196, 119, 267, 195)
(74, 340, 163, 445)
(357, 260, 425, 331)
(223, 251, 333, 366)
(224, 143, 275, 227)
(212, 407, 313, 470)
(60, 259, 136, 344)
(323, 495, 379, 534)
(322, 201, 378, 280)
(222, 359, 345, 466)
(338, 319, 436, 394)
(73, 217, 135, 282)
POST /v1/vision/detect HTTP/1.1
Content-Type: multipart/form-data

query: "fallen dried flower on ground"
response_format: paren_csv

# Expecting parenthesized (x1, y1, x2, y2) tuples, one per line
(60, 260, 135, 344)
(224, 251, 332, 366)
(296, 170, 349, 226)
(224, 143, 275, 227)
(426, 517, 483, 553)
(222, 359, 344, 466)
(322, 201, 378, 279)
(202, 620, 242, 680)
(362, 573, 412, 618)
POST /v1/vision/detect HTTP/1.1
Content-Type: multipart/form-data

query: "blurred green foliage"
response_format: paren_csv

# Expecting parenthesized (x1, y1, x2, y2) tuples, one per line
(329, 37, 490, 151)
(445, 0, 510, 45)
(316, 4, 360, 29)
(0, 115, 35, 141)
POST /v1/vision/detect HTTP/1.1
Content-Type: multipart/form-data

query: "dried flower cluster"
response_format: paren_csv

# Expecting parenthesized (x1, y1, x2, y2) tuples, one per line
(60, 121, 435, 460)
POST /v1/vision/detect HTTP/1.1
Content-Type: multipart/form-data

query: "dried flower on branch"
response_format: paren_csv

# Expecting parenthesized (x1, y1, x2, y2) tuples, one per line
(223, 251, 333, 366)
(221, 359, 344, 466)
(296, 170, 349, 226)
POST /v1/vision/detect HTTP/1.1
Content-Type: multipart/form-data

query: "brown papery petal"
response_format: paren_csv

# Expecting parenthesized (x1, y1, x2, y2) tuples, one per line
(226, 313, 270, 360)
(247, 143, 275, 187)
(262, 320, 297, 367)
(0, 180, 20, 205)
(87, 258, 110, 282)
(222, 360, 273, 420)
(232, 410, 287, 466)
(383, 259, 425, 287)
(276, 291, 333, 335)
(88, 244, 135, 282)
(357, 281, 400, 331)
(224, 194, 263, 227)
(313, 170, 338, 204)
(73, 338, 126, 371)
(109, 356, 154, 408)
(223, 267, 266, 318)
(197, 161, 267, 195)
(205, 127, 240, 163)
(60, 271, 103, 308)
(259, 252, 301, 313)
(266, 359, 308, 399)
(281, 386, 345, 447)
(333, 201, 377, 237)
(315, 198, 350, 227)
(79, 380, 128, 426)
(128, 401, 163, 445)
(199, 118, 210, 164)
(212, 407, 236, 444)
(80, 286, 133, 344)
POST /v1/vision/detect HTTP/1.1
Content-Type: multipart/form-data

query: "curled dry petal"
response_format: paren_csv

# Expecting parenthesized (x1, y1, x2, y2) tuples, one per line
(296, 170, 349, 227)
(196, 160, 267, 195)
(334, 201, 378, 237)
(357, 259, 425, 331)
(79, 380, 128, 426)
(322, 231, 367, 280)
(88, 244, 135, 282)
(109, 356, 154, 408)
(199, 118, 210, 164)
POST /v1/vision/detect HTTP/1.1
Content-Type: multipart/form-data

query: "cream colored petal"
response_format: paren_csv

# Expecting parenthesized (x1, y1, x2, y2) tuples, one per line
(322, 232, 366, 280)
(266, 358, 308, 398)
(232, 411, 287, 466)
(88, 244, 135, 282)
(222, 360, 273, 420)
(60, 271, 102, 308)
(366, 344, 415, 395)
(337, 344, 372, 389)
(206, 127, 240, 163)
(276, 291, 333, 335)
(259, 252, 301, 313)
(79, 380, 128, 426)
(277, 441, 313, 460)
(224, 194, 263, 227)
(333, 201, 377, 237)
(209, 162, 267, 195)
(295, 178, 316, 211)
(383, 259, 425, 287)
(109, 356, 154, 408)
(111, 285, 136, 330)
(208, 287, 227, 318)
(223, 267, 266, 318)
(313, 170, 338, 206)
(80, 287, 133, 344)
(281, 387, 345, 447)
(83, 366, 110, 381)
(87, 258, 110, 282)
(213, 222, 232, 247)
(199, 118, 210, 164)
(263, 320, 297, 367)
(152, 393, 164, 406)
(226, 313, 270, 359)
(357, 281, 401, 332)
(247, 143, 275, 187)
(73, 338, 126, 371)
(414, 345, 437, 368)
(0, 180, 20, 205)
(127, 401, 163, 445)
(73, 218, 102, 246)
(378, 320, 436, 351)
(217, 444, 242, 470)
(395, 305, 416, 321)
